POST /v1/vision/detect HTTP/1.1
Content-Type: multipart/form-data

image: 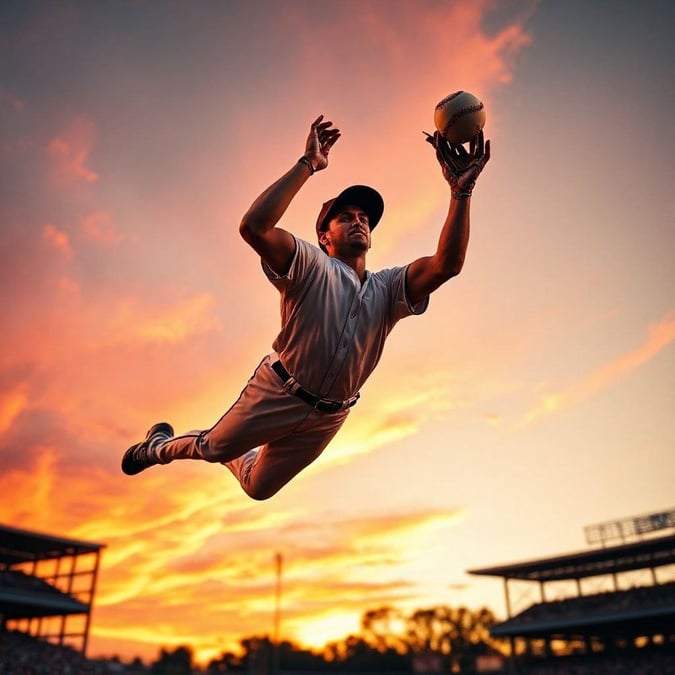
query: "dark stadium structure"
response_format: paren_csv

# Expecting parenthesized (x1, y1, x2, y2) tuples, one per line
(0, 523, 105, 655)
(469, 523, 675, 673)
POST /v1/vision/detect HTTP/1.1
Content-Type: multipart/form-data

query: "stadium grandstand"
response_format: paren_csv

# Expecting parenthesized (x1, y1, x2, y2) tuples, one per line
(469, 508, 675, 674)
(0, 522, 105, 659)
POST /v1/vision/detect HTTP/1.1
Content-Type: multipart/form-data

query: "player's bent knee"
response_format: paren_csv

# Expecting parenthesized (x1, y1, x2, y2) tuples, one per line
(243, 483, 282, 501)
(199, 433, 243, 464)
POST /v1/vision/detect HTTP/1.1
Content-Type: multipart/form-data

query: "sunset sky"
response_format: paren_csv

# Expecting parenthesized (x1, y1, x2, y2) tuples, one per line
(1, 0, 674, 666)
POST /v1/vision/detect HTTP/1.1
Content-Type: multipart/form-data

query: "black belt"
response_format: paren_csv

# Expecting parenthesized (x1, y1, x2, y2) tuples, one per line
(271, 360, 359, 414)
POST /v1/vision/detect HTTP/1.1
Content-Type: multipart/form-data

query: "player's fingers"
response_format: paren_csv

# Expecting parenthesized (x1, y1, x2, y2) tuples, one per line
(483, 139, 491, 163)
(436, 146, 456, 176)
(323, 132, 341, 149)
(437, 145, 454, 172)
(444, 149, 463, 174)
(320, 126, 340, 138)
(476, 130, 485, 157)
(437, 136, 454, 164)
(452, 143, 470, 159)
(311, 115, 324, 128)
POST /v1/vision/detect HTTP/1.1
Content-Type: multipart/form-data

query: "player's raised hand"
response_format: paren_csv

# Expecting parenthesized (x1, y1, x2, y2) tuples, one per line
(425, 129, 491, 198)
(303, 115, 341, 172)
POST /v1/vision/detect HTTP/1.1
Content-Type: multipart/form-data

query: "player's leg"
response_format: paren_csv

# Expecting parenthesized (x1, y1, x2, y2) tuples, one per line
(122, 355, 326, 475)
(122, 356, 280, 474)
(154, 355, 313, 463)
(225, 407, 348, 500)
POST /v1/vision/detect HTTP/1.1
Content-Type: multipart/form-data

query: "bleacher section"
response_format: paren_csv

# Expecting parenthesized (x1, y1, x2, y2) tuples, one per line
(469, 529, 675, 672)
(493, 581, 675, 637)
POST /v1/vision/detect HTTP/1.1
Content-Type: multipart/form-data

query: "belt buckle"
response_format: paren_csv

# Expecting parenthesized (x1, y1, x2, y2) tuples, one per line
(316, 399, 341, 414)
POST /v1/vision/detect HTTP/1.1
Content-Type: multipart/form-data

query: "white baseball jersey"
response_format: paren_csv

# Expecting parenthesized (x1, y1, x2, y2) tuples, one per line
(265, 236, 428, 400)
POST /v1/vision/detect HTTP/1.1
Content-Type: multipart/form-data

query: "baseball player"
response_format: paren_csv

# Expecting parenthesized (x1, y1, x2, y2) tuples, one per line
(122, 115, 490, 500)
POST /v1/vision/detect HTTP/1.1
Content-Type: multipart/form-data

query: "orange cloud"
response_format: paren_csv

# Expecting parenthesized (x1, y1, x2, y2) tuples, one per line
(521, 311, 675, 426)
(46, 116, 98, 184)
(0, 385, 29, 435)
(0, 449, 60, 528)
(102, 293, 223, 346)
(2, 446, 464, 666)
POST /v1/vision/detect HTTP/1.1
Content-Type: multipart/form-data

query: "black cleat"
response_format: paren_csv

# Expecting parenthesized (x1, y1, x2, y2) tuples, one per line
(121, 422, 174, 475)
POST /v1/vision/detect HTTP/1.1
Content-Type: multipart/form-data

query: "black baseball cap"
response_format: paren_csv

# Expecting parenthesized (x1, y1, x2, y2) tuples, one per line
(315, 185, 384, 244)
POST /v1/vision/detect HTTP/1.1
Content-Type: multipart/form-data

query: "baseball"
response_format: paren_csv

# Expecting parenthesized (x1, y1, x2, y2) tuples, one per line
(434, 91, 486, 145)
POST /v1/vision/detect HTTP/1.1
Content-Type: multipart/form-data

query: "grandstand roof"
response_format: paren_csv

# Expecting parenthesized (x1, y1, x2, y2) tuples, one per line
(468, 533, 675, 582)
(0, 523, 104, 567)
(0, 581, 90, 619)
(489, 605, 675, 639)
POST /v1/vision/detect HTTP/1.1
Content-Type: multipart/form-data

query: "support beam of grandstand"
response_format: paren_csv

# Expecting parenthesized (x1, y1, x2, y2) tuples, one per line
(81, 547, 102, 655)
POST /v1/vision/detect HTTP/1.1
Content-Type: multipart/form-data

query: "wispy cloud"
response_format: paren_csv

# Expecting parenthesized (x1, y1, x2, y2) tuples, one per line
(80, 211, 123, 246)
(101, 293, 223, 346)
(0, 384, 29, 435)
(42, 223, 73, 259)
(520, 312, 675, 426)
(45, 116, 98, 184)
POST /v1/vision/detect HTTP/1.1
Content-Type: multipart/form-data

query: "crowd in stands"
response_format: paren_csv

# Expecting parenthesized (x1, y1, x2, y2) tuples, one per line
(0, 630, 115, 674)
(505, 580, 675, 627)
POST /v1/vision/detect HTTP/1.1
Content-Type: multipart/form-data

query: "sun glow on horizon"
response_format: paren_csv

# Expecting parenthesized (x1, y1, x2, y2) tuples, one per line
(288, 609, 362, 652)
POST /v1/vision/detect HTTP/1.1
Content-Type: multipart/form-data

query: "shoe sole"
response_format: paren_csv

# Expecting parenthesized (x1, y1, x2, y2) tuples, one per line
(121, 422, 174, 475)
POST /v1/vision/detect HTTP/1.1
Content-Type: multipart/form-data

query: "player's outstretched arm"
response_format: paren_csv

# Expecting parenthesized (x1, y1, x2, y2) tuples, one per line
(239, 116, 340, 275)
(405, 131, 490, 306)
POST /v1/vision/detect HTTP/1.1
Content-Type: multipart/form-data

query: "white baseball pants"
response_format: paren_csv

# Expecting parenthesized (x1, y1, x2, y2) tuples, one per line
(153, 355, 350, 500)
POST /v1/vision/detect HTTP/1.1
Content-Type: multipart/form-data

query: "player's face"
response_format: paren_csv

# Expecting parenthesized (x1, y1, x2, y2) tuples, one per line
(322, 205, 371, 254)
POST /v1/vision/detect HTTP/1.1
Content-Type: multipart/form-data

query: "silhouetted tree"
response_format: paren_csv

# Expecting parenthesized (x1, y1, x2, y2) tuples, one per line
(203, 604, 501, 673)
(207, 635, 328, 672)
(151, 645, 193, 675)
(206, 649, 244, 672)
(323, 634, 410, 672)
(361, 606, 407, 653)
(405, 605, 500, 672)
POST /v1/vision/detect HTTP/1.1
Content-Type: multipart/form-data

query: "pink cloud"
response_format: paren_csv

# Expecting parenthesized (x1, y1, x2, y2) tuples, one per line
(42, 222, 73, 258)
(46, 116, 99, 184)
(0, 88, 26, 112)
(80, 210, 122, 246)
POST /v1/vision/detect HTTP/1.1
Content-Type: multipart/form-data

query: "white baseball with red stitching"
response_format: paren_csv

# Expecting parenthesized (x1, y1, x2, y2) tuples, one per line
(434, 91, 486, 145)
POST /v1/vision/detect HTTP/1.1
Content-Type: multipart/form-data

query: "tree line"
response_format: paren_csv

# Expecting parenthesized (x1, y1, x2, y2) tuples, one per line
(146, 604, 505, 674)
